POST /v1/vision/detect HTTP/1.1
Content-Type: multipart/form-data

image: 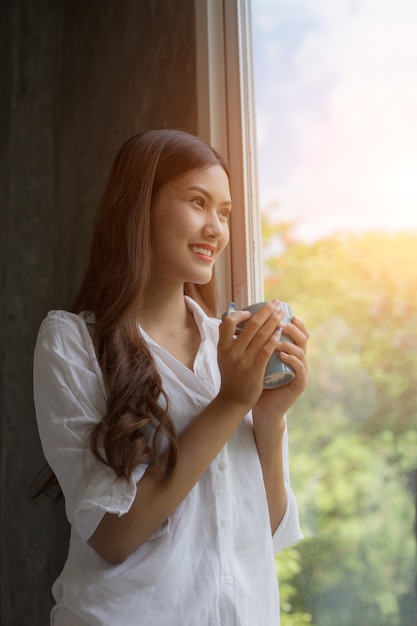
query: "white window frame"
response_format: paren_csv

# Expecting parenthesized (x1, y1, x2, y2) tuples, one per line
(195, 0, 263, 314)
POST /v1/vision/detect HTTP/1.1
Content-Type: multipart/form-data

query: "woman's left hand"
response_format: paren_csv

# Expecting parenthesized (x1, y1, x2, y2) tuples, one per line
(252, 315, 309, 425)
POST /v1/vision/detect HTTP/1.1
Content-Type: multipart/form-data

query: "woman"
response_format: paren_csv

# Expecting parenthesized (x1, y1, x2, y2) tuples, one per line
(33, 129, 309, 626)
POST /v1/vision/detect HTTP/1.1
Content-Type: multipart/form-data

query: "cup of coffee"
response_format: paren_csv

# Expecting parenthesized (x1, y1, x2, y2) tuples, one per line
(224, 301, 296, 388)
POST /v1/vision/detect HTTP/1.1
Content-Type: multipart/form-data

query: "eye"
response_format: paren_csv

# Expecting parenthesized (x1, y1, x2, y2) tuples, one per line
(218, 207, 231, 220)
(192, 197, 205, 208)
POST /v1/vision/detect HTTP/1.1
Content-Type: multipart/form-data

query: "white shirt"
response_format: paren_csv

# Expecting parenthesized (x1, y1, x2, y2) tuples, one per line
(33, 297, 303, 626)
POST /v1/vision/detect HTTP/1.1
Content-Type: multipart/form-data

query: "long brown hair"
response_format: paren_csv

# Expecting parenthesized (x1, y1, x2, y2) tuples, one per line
(36, 130, 230, 496)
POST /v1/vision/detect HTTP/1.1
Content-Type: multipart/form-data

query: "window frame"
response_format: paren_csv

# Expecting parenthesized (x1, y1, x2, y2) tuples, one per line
(195, 0, 263, 314)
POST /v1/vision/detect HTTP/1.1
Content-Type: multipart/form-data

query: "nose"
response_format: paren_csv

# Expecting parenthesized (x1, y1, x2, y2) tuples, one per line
(202, 209, 227, 240)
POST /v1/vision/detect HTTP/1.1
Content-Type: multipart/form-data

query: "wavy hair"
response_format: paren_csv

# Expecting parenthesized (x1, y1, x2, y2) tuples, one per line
(35, 130, 230, 497)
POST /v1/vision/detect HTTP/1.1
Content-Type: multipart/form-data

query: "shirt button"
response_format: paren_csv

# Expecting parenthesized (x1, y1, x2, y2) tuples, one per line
(218, 461, 227, 471)
(221, 518, 229, 527)
(225, 575, 234, 585)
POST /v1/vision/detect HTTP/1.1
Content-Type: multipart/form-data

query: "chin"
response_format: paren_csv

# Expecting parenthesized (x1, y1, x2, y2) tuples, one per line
(188, 272, 213, 286)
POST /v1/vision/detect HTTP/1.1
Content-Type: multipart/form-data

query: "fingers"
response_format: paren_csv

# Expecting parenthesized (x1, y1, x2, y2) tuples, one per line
(219, 309, 251, 341)
(218, 302, 310, 407)
(291, 315, 310, 343)
(220, 302, 309, 356)
(235, 300, 285, 348)
(279, 316, 309, 352)
(218, 301, 283, 393)
(220, 301, 286, 355)
(277, 316, 309, 388)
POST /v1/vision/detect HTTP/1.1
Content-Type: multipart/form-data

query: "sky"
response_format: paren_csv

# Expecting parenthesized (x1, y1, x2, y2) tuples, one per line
(251, 0, 417, 241)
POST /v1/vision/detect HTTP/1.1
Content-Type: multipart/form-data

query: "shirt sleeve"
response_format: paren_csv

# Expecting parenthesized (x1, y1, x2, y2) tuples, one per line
(33, 311, 148, 543)
(271, 420, 304, 553)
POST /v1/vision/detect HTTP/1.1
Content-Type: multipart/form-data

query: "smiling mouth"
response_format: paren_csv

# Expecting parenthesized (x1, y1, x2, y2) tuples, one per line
(189, 245, 214, 258)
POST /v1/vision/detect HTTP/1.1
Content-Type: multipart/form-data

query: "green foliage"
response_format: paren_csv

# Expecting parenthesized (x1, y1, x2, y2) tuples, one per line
(263, 223, 417, 625)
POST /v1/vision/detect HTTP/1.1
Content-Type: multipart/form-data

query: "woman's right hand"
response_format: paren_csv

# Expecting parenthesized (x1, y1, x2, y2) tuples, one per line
(217, 300, 285, 411)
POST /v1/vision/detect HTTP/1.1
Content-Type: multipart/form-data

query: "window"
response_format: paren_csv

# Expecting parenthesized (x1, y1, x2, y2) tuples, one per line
(251, 1, 417, 625)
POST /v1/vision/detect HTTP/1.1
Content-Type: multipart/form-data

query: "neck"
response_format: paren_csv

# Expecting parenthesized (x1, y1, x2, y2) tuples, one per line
(137, 286, 191, 333)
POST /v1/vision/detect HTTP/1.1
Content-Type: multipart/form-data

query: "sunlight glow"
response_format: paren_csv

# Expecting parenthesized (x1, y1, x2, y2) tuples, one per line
(252, 0, 417, 242)
(388, 164, 417, 205)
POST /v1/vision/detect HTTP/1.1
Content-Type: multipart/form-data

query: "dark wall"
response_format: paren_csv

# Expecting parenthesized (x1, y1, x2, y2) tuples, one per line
(0, 1, 197, 624)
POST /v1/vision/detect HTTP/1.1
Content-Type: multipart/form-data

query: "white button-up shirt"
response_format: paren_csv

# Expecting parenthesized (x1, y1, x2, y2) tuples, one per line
(33, 297, 302, 626)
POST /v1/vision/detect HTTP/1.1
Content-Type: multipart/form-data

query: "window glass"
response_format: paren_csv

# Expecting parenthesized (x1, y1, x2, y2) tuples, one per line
(251, 1, 417, 624)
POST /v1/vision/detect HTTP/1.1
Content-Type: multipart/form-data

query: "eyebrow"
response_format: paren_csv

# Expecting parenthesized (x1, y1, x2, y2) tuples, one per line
(187, 186, 232, 206)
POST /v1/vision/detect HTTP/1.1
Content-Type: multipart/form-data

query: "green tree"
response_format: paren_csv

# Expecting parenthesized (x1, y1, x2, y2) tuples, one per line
(263, 223, 417, 625)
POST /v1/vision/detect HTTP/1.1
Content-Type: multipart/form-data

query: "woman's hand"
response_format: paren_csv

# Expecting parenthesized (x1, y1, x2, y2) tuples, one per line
(252, 313, 309, 425)
(217, 300, 308, 536)
(217, 300, 286, 412)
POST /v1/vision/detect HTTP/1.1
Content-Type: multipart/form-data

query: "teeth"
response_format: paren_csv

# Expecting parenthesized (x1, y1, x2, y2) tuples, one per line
(190, 246, 213, 257)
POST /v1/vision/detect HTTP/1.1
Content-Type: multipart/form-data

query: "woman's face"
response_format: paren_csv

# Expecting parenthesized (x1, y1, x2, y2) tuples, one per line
(150, 164, 231, 289)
